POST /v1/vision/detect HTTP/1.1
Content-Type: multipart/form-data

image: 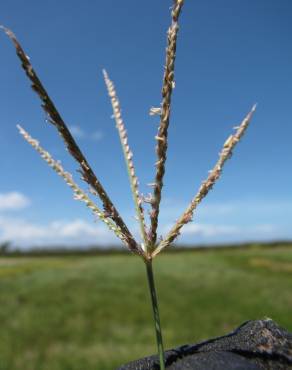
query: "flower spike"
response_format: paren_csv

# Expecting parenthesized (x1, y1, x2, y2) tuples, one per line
(149, 0, 185, 246)
(152, 105, 257, 257)
(103, 70, 149, 251)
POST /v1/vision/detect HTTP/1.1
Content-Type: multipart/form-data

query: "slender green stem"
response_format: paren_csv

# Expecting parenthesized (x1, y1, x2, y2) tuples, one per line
(145, 260, 165, 370)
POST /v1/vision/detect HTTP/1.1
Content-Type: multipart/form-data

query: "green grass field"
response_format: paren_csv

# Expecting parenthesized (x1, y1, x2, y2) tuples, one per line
(0, 245, 291, 370)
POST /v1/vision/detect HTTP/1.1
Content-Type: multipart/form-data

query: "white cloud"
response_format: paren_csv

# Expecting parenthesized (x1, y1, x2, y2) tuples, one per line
(160, 222, 287, 244)
(0, 217, 117, 247)
(159, 199, 292, 227)
(69, 125, 85, 138)
(180, 223, 279, 238)
(0, 215, 289, 248)
(69, 125, 103, 141)
(181, 223, 240, 237)
(0, 194, 289, 248)
(198, 203, 236, 216)
(0, 192, 30, 211)
(91, 130, 103, 141)
(159, 200, 236, 221)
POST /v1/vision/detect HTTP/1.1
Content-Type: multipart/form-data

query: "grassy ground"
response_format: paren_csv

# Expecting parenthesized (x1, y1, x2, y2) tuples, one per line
(0, 245, 291, 370)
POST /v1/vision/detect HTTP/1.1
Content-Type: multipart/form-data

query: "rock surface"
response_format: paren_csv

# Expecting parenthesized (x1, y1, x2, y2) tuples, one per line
(118, 319, 292, 369)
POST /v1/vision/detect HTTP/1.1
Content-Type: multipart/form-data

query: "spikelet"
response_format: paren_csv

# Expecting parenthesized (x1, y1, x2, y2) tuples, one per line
(103, 70, 149, 251)
(149, 0, 185, 246)
(17, 125, 144, 255)
(152, 105, 257, 257)
(149, 107, 162, 116)
(1, 25, 137, 252)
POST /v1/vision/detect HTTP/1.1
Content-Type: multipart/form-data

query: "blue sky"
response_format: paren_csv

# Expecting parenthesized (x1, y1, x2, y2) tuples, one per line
(0, 0, 291, 248)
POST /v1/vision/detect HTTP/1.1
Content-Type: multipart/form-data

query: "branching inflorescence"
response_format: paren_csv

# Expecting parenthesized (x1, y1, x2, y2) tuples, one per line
(2, 1, 256, 368)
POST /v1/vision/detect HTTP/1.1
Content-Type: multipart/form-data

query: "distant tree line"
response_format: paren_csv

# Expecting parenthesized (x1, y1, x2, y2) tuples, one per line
(0, 241, 11, 255)
(0, 241, 291, 257)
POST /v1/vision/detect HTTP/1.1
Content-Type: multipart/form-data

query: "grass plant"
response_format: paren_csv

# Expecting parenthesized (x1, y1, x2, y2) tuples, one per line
(2, 1, 256, 368)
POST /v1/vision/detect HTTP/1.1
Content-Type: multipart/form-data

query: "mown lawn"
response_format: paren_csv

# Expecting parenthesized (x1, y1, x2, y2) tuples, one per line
(0, 245, 291, 370)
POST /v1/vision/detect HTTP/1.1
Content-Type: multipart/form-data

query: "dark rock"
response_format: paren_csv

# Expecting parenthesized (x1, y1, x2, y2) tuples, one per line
(118, 319, 292, 370)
